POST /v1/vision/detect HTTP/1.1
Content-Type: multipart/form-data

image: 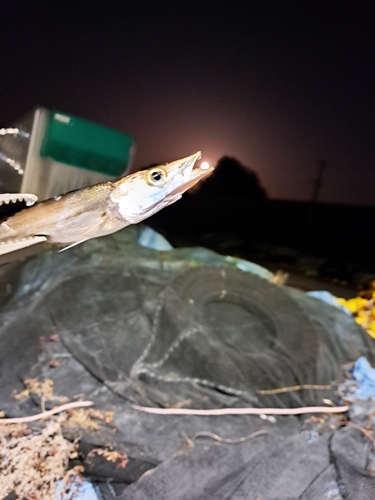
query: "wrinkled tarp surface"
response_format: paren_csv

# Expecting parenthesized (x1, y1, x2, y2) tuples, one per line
(1, 227, 375, 499)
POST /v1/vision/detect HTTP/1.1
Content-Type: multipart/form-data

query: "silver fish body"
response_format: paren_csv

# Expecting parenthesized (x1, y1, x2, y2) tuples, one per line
(0, 151, 213, 255)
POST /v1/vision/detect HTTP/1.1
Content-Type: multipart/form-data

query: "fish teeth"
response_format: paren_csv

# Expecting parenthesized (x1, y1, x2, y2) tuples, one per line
(0, 193, 38, 206)
(0, 235, 47, 254)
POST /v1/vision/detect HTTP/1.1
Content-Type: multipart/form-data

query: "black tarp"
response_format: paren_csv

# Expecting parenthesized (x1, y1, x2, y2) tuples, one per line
(1, 227, 375, 499)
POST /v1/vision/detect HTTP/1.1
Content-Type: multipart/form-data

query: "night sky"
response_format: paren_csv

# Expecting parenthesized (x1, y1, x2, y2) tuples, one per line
(0, 1, 374, 206)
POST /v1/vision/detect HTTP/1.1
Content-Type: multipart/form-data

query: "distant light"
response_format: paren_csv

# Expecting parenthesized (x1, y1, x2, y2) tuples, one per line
(200, 161, 210, 170)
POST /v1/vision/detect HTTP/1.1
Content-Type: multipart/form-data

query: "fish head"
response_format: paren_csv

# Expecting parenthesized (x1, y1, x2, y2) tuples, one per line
(110, 151, 214, 223)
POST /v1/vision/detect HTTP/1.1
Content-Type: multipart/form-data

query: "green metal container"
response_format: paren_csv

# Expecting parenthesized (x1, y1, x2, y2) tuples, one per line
(0, 107, 135, 200)
(40, 110, 134, 177)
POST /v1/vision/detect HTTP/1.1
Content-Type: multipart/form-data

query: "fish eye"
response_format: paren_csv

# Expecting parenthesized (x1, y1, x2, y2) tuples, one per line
(151, 171, 162, 182)
(146, 168, 167, 187)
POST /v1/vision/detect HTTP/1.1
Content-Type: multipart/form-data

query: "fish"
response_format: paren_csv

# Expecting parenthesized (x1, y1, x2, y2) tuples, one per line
(0, 151, 213, 256)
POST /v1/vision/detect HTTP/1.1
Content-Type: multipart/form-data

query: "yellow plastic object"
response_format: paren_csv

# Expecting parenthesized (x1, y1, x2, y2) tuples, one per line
(337, 293, 375, 339)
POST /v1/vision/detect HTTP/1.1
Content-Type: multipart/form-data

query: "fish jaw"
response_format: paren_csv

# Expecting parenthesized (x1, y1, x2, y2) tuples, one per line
(166, 152, 214, 196)
(110, 151, 214, 224)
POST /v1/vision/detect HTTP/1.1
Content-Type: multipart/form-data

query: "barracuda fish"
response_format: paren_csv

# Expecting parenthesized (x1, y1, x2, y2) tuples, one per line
(0, 151, 213, 256)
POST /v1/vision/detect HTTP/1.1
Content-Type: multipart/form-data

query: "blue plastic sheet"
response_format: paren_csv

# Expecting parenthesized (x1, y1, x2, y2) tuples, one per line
(224, 255, 273, 280)
(307, 290, 352, 315)
(137, 225, 173, 251)
(352, 356, 375, 399)
(55, 478, 98, 499)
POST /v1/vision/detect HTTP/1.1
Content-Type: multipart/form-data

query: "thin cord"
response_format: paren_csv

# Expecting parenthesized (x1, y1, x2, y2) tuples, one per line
(256, 384, 332, 394)
(132, 404, 350, 416)
(192, 429, 268, 444)
(0, 401, 94, 424)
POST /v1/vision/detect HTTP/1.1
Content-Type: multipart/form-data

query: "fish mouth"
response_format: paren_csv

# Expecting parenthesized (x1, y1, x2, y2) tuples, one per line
(177, 165, 214, 192)
(167, 151, 214, 196)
